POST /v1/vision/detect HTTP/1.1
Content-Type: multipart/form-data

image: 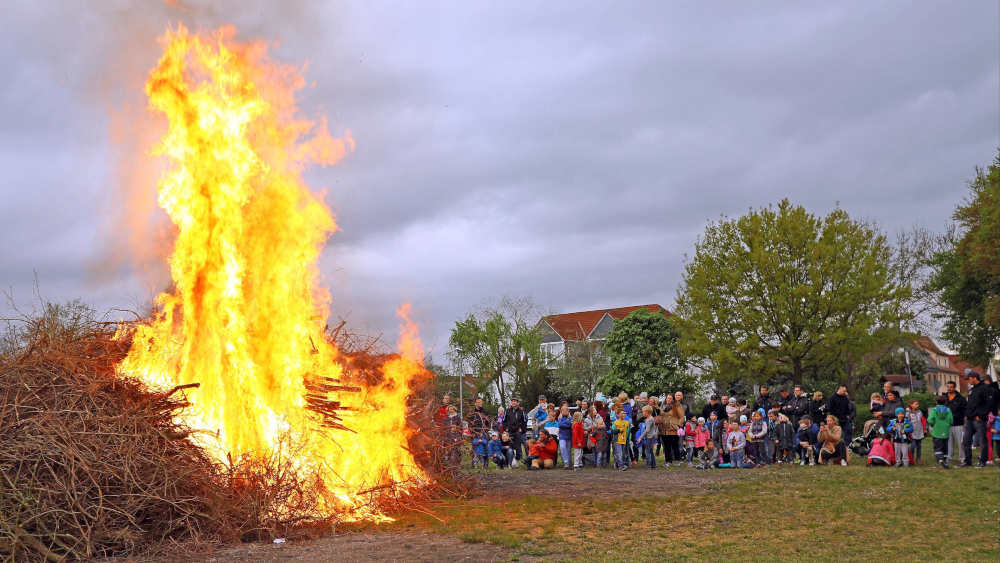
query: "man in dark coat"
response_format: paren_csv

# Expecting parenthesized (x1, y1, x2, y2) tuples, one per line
(962, 371, 995, 467)
(755, 386, 776, 414)
(503, 398, 529, 461)
(828, 385, 854, 439)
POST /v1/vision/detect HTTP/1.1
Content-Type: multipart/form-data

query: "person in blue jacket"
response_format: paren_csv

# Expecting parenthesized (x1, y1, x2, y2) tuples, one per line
(487, 431, 507, 469)
(557, 406, 574, 468)
(471, 433, 488, 469)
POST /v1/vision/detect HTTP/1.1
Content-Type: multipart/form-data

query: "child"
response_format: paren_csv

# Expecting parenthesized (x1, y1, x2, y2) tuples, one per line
(775, 414, 795, 464)
(727, 422, 749, 468)
(927, 395, 953, 469)
(766, 410, 778, 463)
(683, 416, 697, 466)
(886, 407, 913, 467)
(557, 406, 573, 469)
(905, 400, 925, 465)
(693, 417, 709, 460)
(706, 411, 722, 447)
(639, 406, 658, 469)
(747, 411, 768, 465)
(611, 409, 631, 471)
(543, 413, 559, 437)
(487, 432, 507, 469)
(499, 431, 515, 468)
(696, 439, 718, 469)
(571, 411, 585, 470)
(796, 416, 816, 465)
(525, 437, 540, 469)
(867, 429, 895, 466)
(471, 433, 488, 468)
(594, 417, 610, 468)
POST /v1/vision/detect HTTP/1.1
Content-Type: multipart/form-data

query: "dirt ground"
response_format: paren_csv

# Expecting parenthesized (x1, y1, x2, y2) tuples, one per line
(176, 467, 746, 562)
(194, 530, 513, 562)
(476, 464, 742, 499)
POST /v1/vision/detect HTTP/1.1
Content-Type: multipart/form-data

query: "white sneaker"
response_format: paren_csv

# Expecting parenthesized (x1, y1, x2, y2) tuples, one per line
(808, 459, 815, 466)
(840, 459, 848, 466)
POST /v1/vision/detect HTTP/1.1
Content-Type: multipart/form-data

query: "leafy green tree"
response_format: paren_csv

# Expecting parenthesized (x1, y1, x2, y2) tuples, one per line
(549, 341, 608, 402)
(929, 152, 1000, 366)
(675, 200, 911, 386)
(447, 297, 546, 405)
(599, 309, 692, 395)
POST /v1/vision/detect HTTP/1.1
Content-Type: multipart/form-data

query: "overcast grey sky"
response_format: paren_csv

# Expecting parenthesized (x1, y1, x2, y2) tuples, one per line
(1, 1, 997, 356)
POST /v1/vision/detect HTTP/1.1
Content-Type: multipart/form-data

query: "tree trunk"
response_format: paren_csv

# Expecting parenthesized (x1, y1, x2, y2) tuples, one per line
(792, 357, 803, 385)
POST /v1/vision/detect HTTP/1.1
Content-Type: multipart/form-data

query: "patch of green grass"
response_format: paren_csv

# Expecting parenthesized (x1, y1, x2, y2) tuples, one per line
(386, 465, 1000, 560)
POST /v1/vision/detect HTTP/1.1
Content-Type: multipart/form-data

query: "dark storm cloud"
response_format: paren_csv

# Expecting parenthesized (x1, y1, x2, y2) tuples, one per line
(1, 1, 997, 354)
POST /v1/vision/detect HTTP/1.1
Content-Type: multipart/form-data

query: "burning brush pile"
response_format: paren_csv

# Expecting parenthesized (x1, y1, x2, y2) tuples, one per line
(0, 306, 462, 560)
(1, 24, 469, 561)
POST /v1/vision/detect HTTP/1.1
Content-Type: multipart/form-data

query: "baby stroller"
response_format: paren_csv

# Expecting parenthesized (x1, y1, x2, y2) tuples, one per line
(849, 419, 881, 456)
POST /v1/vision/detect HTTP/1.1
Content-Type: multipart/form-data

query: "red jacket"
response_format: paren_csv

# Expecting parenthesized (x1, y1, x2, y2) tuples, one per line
(538, 437, 558, 461)
(572, 421, 585, 448)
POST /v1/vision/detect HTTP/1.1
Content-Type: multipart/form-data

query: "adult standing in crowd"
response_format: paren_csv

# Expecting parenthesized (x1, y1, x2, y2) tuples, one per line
(674, 391, 692, 420)
(944, 381, 966, 464)
(663, 401, 685, 465)
(809, 391, 827, 425)
(828, 385, 854, 440)
(702, 394, 726, 421)
(781, 385, 809, 426)
(503, 397, 528, 462)
(881, 390, 903, 427)
(882, 381, 895, 400)
(963, 371, 996, 467)
(755, 386, 775, 414)
(468, 397, 491, 437)
(528, 394, 549, 438)
(777, 387, 792, 411)
(435, 393, 452, 423)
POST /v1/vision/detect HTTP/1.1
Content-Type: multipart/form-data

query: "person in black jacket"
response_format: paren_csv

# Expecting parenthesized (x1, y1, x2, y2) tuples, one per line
(828, 385, 854, 439)
(781, 385, 809, 426)
(944, 381, 967, 463)
(503, 398, 529, 461)
(702, 395, 727, 421)
(962, 371, 993, 467)
(755, 386, 775, 414)
(467, 397, 492, 438)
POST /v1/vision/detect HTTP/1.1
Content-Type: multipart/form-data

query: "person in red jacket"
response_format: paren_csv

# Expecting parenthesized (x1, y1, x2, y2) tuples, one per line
(529, 432, 558, 469)
(571, 411, 586, 470)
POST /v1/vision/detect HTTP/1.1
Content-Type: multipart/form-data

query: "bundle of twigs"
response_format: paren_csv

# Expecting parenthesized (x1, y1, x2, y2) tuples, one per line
(0, 311, 316, 561)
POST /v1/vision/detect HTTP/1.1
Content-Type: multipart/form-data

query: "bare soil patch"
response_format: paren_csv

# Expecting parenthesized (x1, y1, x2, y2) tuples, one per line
(186, 531, 513, 562)
(475, 465, 745, 499)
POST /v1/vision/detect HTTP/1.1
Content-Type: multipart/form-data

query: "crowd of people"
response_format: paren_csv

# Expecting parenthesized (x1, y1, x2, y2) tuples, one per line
(434, 369, 1000, 472)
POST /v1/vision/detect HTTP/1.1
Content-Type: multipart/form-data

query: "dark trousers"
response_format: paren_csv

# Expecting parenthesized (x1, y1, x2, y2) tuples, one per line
(819, 441, 847, 463)
(932, 437, 948, 462)
(663, 435, 681, 463)
(963, 418, 988, 465)
(510, 432, 527, 460)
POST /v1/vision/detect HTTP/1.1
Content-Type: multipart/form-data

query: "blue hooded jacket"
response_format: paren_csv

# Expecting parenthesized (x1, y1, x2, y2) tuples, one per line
(557, 415, 573, 440)
(472, 436, 487, 456)
(487, 438, 503, 457)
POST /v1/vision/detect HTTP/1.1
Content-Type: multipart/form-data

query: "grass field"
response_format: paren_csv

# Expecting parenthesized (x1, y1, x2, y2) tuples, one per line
(355, 463, 1000, 561)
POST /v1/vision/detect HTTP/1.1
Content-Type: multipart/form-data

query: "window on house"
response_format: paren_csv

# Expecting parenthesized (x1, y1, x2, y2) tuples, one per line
(541, 342, 564, 368)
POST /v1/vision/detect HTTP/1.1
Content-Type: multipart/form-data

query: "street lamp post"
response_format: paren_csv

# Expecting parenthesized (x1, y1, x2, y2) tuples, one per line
(899, 347, 913, 393)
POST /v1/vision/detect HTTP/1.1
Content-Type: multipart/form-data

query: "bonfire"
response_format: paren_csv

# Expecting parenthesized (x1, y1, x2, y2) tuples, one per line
(1, 25, 464, 561)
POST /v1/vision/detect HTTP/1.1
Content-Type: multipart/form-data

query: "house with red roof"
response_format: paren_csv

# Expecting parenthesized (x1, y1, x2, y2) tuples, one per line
(535, 304, 670, 368)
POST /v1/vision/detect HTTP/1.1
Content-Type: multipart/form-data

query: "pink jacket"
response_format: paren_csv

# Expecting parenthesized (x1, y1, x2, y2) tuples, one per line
(868, 437, 895, 465)
(693, 425, 710, 448)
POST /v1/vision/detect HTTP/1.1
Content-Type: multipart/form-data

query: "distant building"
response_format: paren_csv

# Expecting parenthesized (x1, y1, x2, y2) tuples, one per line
(913, 336, 985, 394)
(535, 304, 670, 368)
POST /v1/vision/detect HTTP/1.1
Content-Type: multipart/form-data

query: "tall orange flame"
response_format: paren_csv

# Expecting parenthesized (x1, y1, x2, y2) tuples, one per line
(117, 25, 427, 519)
